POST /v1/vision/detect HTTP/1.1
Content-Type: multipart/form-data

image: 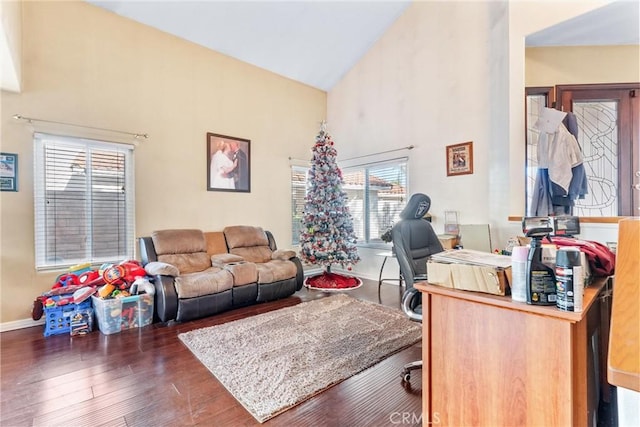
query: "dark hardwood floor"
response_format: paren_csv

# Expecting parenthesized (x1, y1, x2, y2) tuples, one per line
(0, 279, 422, 427)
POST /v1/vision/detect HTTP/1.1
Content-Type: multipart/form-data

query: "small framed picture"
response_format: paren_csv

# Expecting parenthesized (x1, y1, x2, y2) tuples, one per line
(206, 133, 251, 193)
(0, 153, 18, 191)
(446, 141, 473, 176)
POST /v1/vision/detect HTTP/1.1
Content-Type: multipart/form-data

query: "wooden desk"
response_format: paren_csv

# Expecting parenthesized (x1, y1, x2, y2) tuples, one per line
(415, 277, 609, 426)
(608, 218, 640, 392)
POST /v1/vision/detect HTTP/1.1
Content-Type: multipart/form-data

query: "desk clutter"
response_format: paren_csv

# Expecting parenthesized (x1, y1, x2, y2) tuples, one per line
(427, 249, 512, 296)
(34, 261, 155, 337)
(426, 216, 616, 312)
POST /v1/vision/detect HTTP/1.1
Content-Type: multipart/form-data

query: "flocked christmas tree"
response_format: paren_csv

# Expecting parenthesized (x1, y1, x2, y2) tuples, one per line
(299, 122, 361, 290)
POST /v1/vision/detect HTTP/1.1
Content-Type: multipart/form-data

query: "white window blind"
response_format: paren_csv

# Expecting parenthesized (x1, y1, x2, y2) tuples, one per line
(342, 158, 408, 244)
(291, 157, 408, 246)
(34, 133, 135, 270)
(291, 165, 308, 245)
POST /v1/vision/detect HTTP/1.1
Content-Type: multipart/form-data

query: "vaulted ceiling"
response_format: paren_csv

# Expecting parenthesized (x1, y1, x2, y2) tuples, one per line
(2, 1, 638, 93)
(87, 0, 412, 91)
(86, 1, 639, 91)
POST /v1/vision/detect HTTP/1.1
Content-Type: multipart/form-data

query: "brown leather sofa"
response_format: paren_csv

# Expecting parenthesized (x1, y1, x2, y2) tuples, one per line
(138, 226, 304, 322)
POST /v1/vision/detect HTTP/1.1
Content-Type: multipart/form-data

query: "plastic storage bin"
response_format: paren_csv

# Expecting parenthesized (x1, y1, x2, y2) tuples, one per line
(43, 295, 93, 337)
(92, 294, 154, 335)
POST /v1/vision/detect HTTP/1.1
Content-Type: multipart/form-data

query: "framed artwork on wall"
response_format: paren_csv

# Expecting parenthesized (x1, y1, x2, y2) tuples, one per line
(446, 141, 473, 176)
(207, 132, 251, 193)
(0, 152, 18, 191)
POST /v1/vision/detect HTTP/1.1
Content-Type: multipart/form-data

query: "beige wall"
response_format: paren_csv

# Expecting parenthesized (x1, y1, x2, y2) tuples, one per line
(526, 45, 640, 87)
(0, 0, 22, 91)
(328, 1, 624, 279)
(0, 1, 325, 325)
(329, 1, 513, 279)
(330, 0, 502, 227)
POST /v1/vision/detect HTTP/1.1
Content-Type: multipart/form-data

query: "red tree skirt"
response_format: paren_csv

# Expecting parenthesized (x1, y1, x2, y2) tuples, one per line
(304, 271, 363, 291)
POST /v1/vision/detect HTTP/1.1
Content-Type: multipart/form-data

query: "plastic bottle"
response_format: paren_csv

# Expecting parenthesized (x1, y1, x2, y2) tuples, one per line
(525, 228, 557, 305)
(555, 247, 584, 312)
(510, 246, 528, 303)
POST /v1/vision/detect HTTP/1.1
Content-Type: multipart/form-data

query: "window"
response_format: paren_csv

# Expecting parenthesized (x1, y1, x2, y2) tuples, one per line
(291, 165, 308, 245)
(291, 158, 408, 246)
(341, 159, 408, 244)
(34, 133, 135, 270)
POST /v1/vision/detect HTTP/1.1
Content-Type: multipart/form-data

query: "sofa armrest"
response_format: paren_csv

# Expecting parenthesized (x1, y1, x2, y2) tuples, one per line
(272, 249, 296, 261)
(144, 261, 180, 277)
(138, 237, 158, 264)
(265, 230, 278, 251)
(150, 274, 179, 323)
(291, 257, 305, 291)
(211, 253, 245, 267)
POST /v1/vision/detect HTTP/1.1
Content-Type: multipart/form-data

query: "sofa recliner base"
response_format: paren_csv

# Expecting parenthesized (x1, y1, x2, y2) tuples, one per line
(176, 290, 233, 322)
(257, 278, 298, 302)
(233, 284, 259, 307)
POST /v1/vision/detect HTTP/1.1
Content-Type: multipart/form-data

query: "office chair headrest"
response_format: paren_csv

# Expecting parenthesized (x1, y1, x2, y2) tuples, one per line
(399, 193, 431, 220)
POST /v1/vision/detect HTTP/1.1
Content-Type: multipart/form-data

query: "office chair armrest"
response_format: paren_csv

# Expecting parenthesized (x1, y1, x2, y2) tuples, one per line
(402, 287, 422, 322)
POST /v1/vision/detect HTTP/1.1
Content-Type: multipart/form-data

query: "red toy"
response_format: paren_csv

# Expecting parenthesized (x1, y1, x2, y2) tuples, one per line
(102, 265, 126, 287)
(52, 273, 79, 289)
(120, 261, 146, 285)
(102, 261, 146, 290)
(78, 270, 100, 285)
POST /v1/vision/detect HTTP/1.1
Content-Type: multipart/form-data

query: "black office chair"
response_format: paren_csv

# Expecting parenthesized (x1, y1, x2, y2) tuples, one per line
(391, 193, 444, 382)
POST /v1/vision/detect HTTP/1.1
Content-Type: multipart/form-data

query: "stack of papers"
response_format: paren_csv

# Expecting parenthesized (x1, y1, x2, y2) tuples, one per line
(430, 249, 512, 269)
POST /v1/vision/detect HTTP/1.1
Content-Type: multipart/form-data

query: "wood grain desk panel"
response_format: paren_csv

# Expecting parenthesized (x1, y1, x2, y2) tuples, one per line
(608, 217, 640, 392)
(416, 277, 608, 426)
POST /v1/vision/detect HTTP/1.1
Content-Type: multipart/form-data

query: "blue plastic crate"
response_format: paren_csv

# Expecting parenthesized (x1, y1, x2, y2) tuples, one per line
(43, 294, 93, 337)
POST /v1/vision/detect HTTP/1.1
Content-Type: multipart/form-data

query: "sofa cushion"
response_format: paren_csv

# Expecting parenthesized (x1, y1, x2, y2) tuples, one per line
(224, 262, 258, 286)
(174, 267, 233, 298)
(230, 246, 273, 264)
(224, 225, 272, 263)
(204, 231, 228, 256)
(255, 260, 298, 284)
(211, 253, 245, 267)
(272, 249, 296, 261)
(224, 225, 269, 248)
(152, 229, 210, 274)
(157, 252, 211, 275)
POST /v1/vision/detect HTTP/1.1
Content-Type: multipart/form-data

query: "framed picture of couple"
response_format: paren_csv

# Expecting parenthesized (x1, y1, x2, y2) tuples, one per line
(207, 132, 250, 193)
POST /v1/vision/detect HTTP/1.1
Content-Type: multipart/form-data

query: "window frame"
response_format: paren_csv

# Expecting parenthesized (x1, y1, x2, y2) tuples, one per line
(290, 164, 309, 246)
(341, 157, 408, 247)
(33, 133, 136, 271)
(291, 157, 409, 248)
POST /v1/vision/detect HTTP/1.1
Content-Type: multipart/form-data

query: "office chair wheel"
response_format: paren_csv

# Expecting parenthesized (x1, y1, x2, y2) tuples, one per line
(402, 371, 411, 383)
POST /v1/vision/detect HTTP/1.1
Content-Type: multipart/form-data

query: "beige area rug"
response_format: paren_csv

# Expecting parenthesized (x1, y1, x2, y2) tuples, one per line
(178, 294, 421, 423)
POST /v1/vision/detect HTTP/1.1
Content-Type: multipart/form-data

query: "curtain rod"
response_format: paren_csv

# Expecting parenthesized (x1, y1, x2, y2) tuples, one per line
(289, 145, 414, 164)
(341, 145, 414, 162)
(13, 114, 149, 139)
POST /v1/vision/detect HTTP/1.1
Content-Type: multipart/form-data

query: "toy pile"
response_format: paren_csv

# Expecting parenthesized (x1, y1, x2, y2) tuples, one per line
(34, 260, 154, 336)
(32, 260, 152, 321)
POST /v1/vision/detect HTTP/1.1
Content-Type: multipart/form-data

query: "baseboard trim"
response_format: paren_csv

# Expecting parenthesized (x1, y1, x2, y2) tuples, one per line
(1, 317, 44, 333)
